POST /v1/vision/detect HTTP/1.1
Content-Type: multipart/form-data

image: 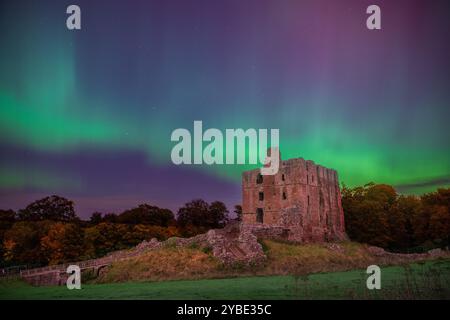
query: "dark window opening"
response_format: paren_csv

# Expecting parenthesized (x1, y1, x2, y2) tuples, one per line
(259, 192, 264, 201)
(282, 174, 285, 181)
(256, 208, 264, 223)
(256, 174, 263, 184)
(282, 192, 287, 200)
(307, 195, 310, 205)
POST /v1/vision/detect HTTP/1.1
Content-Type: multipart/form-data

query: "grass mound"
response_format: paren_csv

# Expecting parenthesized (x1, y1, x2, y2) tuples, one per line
(96, 246, 222, 283)
(94, 240, 442, 283)
(263, 240, 376, 275)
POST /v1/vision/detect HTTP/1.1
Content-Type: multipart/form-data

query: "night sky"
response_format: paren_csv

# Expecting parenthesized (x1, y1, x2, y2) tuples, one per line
(1, 0, 449, 218)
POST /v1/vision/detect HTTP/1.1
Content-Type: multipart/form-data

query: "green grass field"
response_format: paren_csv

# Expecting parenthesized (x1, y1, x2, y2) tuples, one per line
(1, 259, 449, 299)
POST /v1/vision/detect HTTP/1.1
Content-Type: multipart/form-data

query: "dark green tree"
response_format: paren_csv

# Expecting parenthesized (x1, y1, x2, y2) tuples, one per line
(118, 204, 175, 226)
(17, 195, 78, 222)
(89, 212, 103, 225)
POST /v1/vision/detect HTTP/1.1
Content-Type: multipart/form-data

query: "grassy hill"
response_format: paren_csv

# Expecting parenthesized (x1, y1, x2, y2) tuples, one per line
(1, 240, 449, 299)
(1, 259, 450, 299)
(94, 240, 445, 283)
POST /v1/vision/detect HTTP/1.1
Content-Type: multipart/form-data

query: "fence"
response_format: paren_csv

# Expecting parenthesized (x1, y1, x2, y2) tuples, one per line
(0, 264, 40, 278)
(19, 247, 144, 277)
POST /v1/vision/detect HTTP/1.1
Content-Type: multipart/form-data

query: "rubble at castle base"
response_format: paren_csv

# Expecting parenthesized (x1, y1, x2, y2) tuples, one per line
(136, 221, 344, 266)
(137, 222, 267, 265)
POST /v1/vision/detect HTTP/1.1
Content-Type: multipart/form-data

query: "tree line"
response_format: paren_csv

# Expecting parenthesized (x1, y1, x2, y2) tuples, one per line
(1, 184, 448, 268)
(342, 184, 450, 252)
(0, 196, 241, 267)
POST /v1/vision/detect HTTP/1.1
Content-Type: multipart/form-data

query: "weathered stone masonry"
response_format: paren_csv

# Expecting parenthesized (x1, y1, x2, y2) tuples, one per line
(242, 153, 346, 242)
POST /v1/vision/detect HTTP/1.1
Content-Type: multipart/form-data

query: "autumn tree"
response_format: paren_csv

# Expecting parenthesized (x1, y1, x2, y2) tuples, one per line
(17, 195, 78, 222)
(117, 204, 175, 226)
(389, 195, 421, 250)
(178, 199, 228, 226)
(177, 199, 210, 228)
(122, 224, 179, 246)
(343, 184, 450, 252)
(422, 188, 450, 247)
(40, 223, 84, 265)
(177, 199, 229, 236)
(3, 221, 53, 265)
(83, 222, 128, 258)
(342, 183, 395, 248)
(102, 213, 118, 223)
(0, 210, 16, 265)
(208, 201, 229, 228)
(234, 205, 243, 221)
(89, 212, 103, 225)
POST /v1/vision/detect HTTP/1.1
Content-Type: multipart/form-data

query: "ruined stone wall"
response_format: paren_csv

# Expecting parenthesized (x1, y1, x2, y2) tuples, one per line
(242, 156, 346, 242)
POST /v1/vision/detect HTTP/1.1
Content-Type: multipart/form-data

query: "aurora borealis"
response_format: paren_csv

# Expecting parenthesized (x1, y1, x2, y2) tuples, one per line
(1, 0, 449, 218)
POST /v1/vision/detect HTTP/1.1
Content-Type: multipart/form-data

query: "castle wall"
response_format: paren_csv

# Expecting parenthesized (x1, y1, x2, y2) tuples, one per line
(242, 156, 346, 242)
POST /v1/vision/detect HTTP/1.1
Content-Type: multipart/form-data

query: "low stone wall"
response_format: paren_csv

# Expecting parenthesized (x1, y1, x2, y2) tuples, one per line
(22, 271, 62, 286)
(241, 223, 290, 241)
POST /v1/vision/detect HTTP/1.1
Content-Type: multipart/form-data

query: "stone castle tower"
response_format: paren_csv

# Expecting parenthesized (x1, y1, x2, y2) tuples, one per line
(242, 151, 346, 242)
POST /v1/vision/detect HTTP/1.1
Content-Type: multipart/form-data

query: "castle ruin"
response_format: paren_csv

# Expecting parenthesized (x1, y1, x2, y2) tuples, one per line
(18, 151, 348, 286)
(242, 151, 346, 242)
